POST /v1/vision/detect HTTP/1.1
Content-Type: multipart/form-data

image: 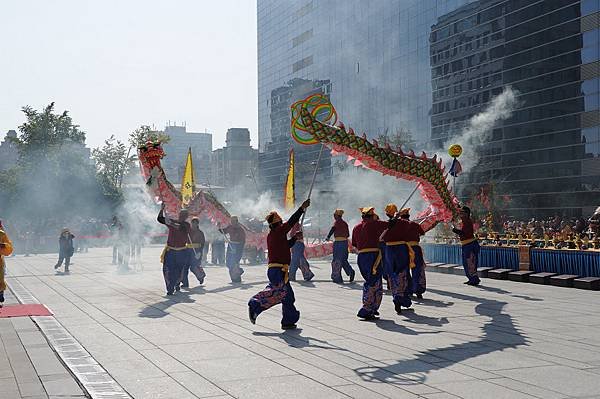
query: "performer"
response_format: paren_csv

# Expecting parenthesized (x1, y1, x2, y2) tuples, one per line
(219, 216, 246, 283)
(351, 207, 388, 320)
(399, 208, 426, 299)
(54, 228, 75, 273)
(452, 206, 480, 286)
(0, 221, 13, 307)
(157, 205, 191, 295)
(248, 199, 310, 329)
(326, 209, 355, 283)
(382, 204, 398, 292)
(381, 205, 413, 314)
(180, 217, 206, 288)
(289, 231, 315, 282)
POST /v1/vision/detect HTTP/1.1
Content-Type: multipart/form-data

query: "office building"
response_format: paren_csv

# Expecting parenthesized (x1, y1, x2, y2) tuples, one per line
(161, 124, 212, 185)
(257, 0, 600, 217)
(211, 128, 259, 193)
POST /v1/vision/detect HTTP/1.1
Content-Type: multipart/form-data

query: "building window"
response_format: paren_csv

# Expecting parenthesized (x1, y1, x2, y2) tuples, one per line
(292, 56, 313, 72)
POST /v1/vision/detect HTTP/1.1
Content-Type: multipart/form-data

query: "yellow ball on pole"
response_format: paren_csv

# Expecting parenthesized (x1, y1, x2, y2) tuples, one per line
(448, 144, 463, 158)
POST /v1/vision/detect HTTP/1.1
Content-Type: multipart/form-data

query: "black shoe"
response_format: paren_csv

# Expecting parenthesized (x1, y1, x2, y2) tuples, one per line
(181, 284, 189, 289)
(0, 292, 4, 305)
(198, 278, 204, 285)
(54, 264, 60, 270)
(349, 269, 356, 283)
(175, 285, 181, 292)
(463, 281, 471, 285)
(416, 293, 423, 299)
(374, 310, 380, 316)
(248, 307, 257, 324)
(394, 301, 402, 315)
(166, 291, 174, 296)
(281, 324, 297, 330)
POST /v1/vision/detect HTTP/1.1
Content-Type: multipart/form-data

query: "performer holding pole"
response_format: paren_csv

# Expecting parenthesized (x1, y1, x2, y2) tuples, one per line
(248, 199, 310, 329)
(380, 204, 413, 314)
(452, 206, 480, 286)
(180, 217, 206, 289)
(157, 204, 191, 295)
(326, 209, 355, 283)
(399, 208, 426, 299)
(351, 207, 388, 320)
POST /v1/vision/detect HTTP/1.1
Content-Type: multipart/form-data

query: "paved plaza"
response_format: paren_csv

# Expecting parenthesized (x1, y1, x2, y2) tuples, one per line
(4, 246, 600, 399)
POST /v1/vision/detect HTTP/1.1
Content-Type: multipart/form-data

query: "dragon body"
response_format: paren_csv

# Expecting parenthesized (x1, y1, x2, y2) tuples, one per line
(299, 104, 460, 231)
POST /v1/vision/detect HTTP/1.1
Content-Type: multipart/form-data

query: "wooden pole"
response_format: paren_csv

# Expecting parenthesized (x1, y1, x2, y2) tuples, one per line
(300, 144, 325, 231)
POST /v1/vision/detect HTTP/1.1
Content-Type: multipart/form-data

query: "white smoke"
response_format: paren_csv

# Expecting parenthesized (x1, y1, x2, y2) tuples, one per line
(443, 86, 519, 171)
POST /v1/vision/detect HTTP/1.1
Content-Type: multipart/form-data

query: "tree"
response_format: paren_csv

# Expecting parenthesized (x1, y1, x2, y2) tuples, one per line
(92, 135, 134, 199)
(128, 125, 170, 148)
(4, 103, 107, 225)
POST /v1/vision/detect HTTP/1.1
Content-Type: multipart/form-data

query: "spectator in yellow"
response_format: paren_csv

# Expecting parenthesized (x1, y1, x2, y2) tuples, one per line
(0, 220, 14, 307)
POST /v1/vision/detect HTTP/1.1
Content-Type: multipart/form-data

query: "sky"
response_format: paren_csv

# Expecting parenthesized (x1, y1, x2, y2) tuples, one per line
(0, 0, 258, 150)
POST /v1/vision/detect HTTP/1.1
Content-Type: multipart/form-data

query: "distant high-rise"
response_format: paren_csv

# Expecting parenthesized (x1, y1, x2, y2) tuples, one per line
(211, 128, 258, 192)
(257, 0, 600, 217)
(429, 0, 600, 218)
(161, 124, 212, 185)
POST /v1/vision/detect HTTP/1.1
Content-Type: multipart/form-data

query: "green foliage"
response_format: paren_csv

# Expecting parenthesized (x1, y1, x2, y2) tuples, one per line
(4, 103, 108, 222)
(92, 135, 134, 198)
(128, 125, 170, 148)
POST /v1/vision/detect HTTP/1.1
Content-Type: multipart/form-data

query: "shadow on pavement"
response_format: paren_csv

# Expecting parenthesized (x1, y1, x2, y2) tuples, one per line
(138, 291, 195, 318)
(375, 319, 443, 335)
(476, 284, 544, 302)
(354, 288, 529, 386)
(252, 329, 348, 350)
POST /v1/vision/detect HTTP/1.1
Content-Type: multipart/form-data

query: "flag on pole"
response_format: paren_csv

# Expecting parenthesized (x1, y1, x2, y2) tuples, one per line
(284, 149, 295, 211)
(449, 158, 463, 177)
(181, 147, 196, 206)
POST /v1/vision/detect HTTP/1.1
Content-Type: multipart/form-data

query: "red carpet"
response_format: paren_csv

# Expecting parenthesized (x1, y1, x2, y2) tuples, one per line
(0, 304, 53, 318)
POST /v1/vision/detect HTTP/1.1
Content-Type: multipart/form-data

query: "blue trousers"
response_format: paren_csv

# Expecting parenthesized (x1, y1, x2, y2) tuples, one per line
(356, 252, 383, 318)
(384, 245, 412, 308)
(226, 242, 244, 282)
(180, 248, 206, 286)
(410, 245, 426, 295)
(163, 249, 187, 293)
(462, 241, 481, 285)
(331, 240, 354, 282)
(248, 267, 300, 326)
(289, 255, 314, 281)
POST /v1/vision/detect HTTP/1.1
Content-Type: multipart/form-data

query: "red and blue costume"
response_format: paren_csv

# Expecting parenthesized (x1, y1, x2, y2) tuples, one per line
(326, 213, 355, 283)
(453, 214, 480, 285)
(351, 209, 388, 319)
(248, 207, 305, 327)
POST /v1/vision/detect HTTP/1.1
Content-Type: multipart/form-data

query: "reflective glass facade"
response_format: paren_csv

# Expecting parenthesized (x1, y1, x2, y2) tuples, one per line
(258, 0, 600, 216)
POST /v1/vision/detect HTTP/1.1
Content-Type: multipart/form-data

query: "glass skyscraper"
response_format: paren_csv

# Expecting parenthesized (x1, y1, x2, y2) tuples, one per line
(257, 0, 599, 217)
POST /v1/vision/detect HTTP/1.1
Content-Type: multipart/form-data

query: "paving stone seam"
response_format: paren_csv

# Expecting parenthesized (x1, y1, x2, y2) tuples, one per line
(81, 270, 503, 398)
(7, 276, 133, 399)
(15, 266, 228, 399)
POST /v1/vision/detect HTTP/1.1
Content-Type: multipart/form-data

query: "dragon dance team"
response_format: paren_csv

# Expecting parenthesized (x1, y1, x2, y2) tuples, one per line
(154, 200, 478, 328)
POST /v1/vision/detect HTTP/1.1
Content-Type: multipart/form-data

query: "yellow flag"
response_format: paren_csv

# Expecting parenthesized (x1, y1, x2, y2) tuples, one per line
(284, 149, 295, 211)
(181, 148, 195, 206)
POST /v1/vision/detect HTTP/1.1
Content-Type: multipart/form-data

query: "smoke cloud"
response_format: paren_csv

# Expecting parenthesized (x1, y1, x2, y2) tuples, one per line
(442, 86, 519, 171)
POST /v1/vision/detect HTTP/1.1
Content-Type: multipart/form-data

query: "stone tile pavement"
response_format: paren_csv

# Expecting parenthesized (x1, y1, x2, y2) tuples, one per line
(0, 289, 86, 399)
(4, 246, 600, 399)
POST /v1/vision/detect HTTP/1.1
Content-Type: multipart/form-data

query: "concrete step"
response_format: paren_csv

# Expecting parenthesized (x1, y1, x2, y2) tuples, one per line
(529, 272, 557, 285)
(438, 264, 460, 274)
(477, 267, 495, 278)
(550, 274, 579, 288)
(488, 268, 513, 280)
(573, 277, 600, 290)
(508, 270, 535, 282)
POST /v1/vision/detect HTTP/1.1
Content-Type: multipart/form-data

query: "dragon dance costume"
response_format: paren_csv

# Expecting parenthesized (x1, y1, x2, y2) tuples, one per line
(453, 207, 480, 286)
(180, 220, 206, 288)
(220, 219, 245, 283)
(381, 208, 414, 313)
(158, 208, 191, 295)
(289, 235, 314, 282)
(326, 209, 355, 283)
(248, 206, 305, 328)
(351, 207, 388, 320)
